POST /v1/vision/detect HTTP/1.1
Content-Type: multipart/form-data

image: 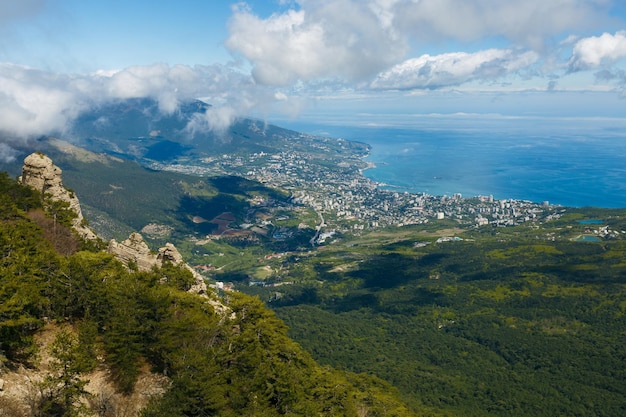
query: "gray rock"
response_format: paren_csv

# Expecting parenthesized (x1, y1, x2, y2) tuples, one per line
(20, 153, 208, 296)
(19, 152, 97, 241)
(108, 232, 207, 294)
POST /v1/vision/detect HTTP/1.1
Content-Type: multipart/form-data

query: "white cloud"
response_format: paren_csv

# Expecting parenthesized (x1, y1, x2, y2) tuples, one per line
(0, 0, 623, 143)
(371, 49, 539, 90)
(560, 34, 580, 46)
(0, 63, 90, 137)
(392, 0, 614, 50)
(569, 31, 626, 71)
(0, 63, 281, 139)
(226, 0, 616, 88)
(105, 64, 204, 113)
(185, 106, 238, 135)
(225, 1, 407, 85)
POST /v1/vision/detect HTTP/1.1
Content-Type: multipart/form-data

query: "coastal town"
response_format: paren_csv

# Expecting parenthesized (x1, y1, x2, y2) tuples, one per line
(148, 131, 564, 242)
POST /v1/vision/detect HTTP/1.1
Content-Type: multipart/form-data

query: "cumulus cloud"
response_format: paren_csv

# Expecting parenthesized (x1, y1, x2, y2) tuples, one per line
(371, 49, 539, 90)
(392, 0, 613, 50)
(0, 62, 277, 140)
(185, 106, 238, 135)
(1, 0, 622, 145)
(0, 63, 91, 137)
(226, 0, 615, 87)
(225, 1, 407, 85)
(104, 65, 197, 113)
(569, 31, 626, 71)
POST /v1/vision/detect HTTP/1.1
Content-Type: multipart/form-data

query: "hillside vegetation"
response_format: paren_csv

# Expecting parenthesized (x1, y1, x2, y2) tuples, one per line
(245, 218, 626, 416)
(26, 146, 626, 416)
(0, 172, 419, 416)
(4, 97, 625, 416)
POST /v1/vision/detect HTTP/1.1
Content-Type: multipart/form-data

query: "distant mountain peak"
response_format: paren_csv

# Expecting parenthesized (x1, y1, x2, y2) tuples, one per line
(67, 97, 302, 163)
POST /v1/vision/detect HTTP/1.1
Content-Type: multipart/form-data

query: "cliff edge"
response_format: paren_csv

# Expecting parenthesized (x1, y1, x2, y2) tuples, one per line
(19, 152, 98, 241)
(18, 152, 207, 294)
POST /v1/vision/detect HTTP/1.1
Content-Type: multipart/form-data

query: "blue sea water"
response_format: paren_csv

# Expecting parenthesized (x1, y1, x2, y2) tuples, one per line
(281, 118, 626, 208)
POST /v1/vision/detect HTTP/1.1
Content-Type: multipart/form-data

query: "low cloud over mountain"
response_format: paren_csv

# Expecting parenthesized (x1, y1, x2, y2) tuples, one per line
(0, 63, 272, 140)
(0, 0, 625, 149)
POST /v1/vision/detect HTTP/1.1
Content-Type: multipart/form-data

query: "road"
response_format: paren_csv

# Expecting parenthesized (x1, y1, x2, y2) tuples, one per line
(310, 209, 325, 246)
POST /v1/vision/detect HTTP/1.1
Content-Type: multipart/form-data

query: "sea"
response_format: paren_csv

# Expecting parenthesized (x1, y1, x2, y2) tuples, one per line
(277, 117, 626, 208)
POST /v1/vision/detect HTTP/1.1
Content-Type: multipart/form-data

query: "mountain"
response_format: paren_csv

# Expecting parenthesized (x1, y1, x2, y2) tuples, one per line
(3, 99, 626, 416)
(0, 98, 366, 250)
(0, 97, 368, 180)
(68, 97, 367, 163)
(0, 158, 419, 417)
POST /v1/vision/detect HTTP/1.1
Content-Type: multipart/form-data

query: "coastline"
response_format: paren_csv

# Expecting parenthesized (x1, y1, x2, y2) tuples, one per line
(284, 122, 626, 209)
(358, 160, 377, 173)
(355, 134, 624, 209)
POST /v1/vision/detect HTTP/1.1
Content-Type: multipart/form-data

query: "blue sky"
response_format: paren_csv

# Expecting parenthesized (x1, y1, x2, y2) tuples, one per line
(0, 0, 625, 147)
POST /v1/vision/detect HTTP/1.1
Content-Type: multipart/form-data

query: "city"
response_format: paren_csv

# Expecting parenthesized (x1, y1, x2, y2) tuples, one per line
(148, 132, 564, 242)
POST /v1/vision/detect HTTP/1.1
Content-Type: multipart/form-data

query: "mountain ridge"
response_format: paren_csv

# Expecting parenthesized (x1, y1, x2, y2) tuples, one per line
(3, 99, 626, 416)
(0, 153, 421, 417)
(18, 151, 210, 294)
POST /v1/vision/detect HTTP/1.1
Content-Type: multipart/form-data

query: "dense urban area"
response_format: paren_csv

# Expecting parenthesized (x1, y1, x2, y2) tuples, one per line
(148, 132, 564, 243)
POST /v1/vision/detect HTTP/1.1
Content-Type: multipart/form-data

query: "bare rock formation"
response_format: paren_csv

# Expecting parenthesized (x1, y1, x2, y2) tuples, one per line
(158, 242, 185, 265)
(107, 232, 157, 272)
(19, 152, 97, 241)
(159, 243, 208, 294)
(19, 153, 208, 295)
(108, 232, 207, 294)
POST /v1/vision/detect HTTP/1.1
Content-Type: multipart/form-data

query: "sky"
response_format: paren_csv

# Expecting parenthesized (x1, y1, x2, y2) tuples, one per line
(1, 0, 626, 160)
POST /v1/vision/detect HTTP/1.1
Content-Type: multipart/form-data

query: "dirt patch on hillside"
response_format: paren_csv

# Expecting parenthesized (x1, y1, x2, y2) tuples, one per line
(0, 323, 169, 417)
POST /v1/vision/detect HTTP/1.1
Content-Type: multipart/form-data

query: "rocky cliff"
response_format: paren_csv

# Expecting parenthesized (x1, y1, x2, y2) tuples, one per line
(19, 152, 207, 294)
(108, 232, 207, 294)
(19, 152, 98, 241)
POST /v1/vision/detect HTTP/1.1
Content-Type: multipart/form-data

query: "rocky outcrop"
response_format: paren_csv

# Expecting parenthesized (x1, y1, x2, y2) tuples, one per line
(108, 232, 207, 294)
(107, 232, 156, 272)
(157, 242, 208, 294)
(158, 242, 185, 265)
(19, 153, 207, 295)
(19, 152, 97, 241)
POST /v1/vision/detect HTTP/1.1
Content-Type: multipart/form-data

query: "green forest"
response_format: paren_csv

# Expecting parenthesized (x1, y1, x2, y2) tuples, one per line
(244, 218, 626, 416)
(0, 172, 417, 416)
(4, 160, 626, 417)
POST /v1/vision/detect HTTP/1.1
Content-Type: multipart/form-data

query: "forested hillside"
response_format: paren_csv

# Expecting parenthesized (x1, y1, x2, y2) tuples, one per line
(245, 218, 626, 416)
(0, 172, 419, 417)
(5, 149, 626, 417)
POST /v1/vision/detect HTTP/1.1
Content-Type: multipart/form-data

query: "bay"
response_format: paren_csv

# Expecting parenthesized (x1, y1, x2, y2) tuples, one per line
(280, 118, 626, 208)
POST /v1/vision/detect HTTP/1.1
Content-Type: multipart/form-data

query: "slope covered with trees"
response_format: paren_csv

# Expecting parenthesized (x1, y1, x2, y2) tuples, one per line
(0, 173, 418, 416)
(6, 146, 626, 416)
(245, 219, 626, 416)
